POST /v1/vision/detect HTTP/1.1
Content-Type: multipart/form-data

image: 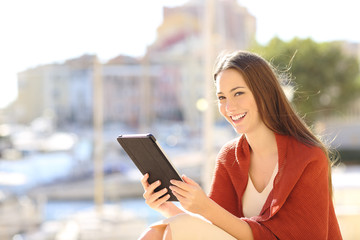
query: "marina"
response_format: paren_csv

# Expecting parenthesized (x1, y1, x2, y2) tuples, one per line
(0, 125, 203, 239)
(1, 151, 360, 239)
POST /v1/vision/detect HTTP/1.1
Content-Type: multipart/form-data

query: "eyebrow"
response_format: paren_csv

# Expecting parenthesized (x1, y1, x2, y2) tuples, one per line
(216, 86, 245, 95)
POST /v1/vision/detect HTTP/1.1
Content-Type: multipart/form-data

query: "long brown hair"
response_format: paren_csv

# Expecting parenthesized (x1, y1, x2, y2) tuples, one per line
(213, 50, 333, 195)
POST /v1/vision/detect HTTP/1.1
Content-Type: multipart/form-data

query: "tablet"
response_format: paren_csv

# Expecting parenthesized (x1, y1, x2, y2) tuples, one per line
(117, 133, 183, 201)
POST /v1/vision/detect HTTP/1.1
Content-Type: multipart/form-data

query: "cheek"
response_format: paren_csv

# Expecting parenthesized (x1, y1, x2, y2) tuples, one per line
(218, 104, 226, 118)
(219, 105, 231, 122)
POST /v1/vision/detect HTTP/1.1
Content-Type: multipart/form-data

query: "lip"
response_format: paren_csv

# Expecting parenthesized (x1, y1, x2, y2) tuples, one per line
(230, 112, 247, 123)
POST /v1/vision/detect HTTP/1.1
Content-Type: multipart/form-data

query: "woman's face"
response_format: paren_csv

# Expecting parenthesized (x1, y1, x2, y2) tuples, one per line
(216, 68, 263, 135)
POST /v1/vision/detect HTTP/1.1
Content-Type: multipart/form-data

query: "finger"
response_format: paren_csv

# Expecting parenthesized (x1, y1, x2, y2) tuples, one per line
(147, 187, 168, 203)
(170, 179, 192, 191)
(182, 175, 198, 186)
(141, 173, 150, 188)
(148, 180, 161, 192)
(172, 191, 185, 203)
(152, 194, 171, 208)
(143, 180, 161, 199)
(170, 185, 189, 198)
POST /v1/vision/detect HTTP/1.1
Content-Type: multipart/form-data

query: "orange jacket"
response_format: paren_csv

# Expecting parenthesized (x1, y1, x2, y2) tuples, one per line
(209, 134, 342, 239)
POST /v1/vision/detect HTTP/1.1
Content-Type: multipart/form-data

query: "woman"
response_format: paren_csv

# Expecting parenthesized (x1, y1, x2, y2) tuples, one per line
(139, 51, 342, 239)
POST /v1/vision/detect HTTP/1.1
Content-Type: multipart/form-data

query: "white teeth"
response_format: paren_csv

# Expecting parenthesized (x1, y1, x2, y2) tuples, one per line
(232, 113, 246, 120)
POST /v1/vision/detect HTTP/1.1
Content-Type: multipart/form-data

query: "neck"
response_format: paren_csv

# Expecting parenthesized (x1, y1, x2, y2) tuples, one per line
(245, 126, 277, 159)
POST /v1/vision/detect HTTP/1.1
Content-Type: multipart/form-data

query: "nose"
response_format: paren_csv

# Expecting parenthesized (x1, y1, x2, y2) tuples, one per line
(225, 98, 237, 113)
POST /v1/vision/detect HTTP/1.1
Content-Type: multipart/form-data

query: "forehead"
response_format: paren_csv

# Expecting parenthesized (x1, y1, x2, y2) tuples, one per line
(216, 69, 247, 91)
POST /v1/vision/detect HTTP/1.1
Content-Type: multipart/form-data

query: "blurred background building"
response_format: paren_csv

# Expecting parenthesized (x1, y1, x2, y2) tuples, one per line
(7, 0, 256, 133)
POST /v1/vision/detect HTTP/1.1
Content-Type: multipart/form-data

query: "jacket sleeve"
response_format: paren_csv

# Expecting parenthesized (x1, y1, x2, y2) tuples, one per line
(241, 220, 278, 239)
(244, 152, 332, 239)
(208, 144, 240, 217)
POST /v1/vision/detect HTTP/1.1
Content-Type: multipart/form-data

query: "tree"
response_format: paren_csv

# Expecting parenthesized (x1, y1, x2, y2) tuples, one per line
(251, 37, 360, 123)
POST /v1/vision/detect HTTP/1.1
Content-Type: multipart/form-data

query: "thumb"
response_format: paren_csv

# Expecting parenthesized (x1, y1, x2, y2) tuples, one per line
(182, 175, 198, 185)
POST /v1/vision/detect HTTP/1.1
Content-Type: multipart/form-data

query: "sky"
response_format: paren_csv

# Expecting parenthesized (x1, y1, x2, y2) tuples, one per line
(0, 0, 359, 109)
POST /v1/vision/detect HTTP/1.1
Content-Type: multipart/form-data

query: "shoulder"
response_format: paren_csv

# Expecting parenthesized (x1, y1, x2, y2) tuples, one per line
(287, 136, 326, 160)
(285, 136, 328, 170)
(216, 137, 240, 164)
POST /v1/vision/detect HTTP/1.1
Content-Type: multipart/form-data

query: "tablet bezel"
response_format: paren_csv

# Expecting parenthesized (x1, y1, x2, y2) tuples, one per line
(117, 133, 183, 201)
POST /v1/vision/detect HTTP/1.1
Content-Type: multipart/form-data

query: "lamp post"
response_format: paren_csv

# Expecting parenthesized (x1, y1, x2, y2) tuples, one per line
(92, 56, 104, 215)
(202, 0, 215, 193)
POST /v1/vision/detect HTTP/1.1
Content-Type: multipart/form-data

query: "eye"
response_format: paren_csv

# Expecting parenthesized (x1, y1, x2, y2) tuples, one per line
(234, 91, 244, 97)
(217, 95, 225, 101)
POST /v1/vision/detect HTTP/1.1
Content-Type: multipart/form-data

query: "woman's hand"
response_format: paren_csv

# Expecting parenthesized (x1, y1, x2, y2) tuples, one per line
(141, 173, 182, 217)
(170, 175, 210, 215)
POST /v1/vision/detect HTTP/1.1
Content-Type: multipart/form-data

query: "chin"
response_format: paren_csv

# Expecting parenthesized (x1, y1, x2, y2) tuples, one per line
(233, 126, 245, 135)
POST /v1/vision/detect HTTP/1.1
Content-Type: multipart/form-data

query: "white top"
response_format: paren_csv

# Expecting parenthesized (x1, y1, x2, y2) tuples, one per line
(242, 163, 279, 218)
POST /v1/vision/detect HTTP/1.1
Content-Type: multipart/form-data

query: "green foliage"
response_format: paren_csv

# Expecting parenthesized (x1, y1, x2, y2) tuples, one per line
(250, 37, 360, 123)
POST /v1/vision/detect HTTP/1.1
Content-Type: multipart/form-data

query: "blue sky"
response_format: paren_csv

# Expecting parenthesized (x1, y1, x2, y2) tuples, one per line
(0, 0, 359, 109)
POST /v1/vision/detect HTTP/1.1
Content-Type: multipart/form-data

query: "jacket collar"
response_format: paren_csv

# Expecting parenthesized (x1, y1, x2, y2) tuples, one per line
(235, 133, 290, 220)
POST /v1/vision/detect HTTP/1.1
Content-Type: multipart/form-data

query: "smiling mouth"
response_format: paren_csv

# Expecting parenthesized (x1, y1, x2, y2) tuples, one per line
(230, 113, 247, 121)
